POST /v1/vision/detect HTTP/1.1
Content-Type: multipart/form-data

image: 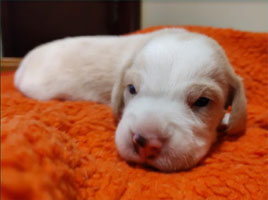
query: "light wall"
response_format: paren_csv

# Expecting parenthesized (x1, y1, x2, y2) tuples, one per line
(142, 1, 268, 32)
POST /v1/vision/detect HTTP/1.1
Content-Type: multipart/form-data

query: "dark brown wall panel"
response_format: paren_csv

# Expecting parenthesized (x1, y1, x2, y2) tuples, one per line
(1, 1, 140, 57)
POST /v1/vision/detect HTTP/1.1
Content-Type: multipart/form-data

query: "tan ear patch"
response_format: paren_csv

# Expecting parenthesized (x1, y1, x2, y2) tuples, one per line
(225, 75, 247, 135)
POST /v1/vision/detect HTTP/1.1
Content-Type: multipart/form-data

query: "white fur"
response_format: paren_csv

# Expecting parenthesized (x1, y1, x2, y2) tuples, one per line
(15, 28, 247, 172)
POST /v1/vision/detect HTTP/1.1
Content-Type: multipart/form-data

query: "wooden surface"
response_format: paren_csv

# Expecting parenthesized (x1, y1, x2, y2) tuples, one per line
(1, 57, 21, 72)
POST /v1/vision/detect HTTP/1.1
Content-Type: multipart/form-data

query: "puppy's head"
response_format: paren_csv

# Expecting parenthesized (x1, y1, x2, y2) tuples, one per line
(112, 30, 246, 172)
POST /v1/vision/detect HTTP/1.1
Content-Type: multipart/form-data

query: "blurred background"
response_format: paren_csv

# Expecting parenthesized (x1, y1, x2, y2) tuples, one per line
(1, 0, 267, 57)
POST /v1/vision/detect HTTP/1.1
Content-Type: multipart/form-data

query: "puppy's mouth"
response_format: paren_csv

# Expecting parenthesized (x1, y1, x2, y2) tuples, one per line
(133, 143, 159, 160)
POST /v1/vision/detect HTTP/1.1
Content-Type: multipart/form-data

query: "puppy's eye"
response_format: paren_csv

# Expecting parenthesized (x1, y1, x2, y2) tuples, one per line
(128, 84, 137, 95)
(193, 97, 210, 107)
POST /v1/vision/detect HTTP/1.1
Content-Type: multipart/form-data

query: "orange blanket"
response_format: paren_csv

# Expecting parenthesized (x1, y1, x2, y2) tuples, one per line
(1, 26, 267, 200)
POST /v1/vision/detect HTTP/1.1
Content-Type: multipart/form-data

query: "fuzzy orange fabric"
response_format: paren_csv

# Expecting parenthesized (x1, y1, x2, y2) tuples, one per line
(1, 26, 267, 200)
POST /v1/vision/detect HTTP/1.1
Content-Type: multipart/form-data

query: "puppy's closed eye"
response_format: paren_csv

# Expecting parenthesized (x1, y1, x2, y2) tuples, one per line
(193, 97, 210, 107)
(187, 83, 222, 110)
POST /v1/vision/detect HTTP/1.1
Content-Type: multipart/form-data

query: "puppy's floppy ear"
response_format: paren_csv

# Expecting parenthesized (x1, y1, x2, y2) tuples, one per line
(111, 33, 152, 120)
(224, 68, 247, 135)
(111, 60, 133, 120)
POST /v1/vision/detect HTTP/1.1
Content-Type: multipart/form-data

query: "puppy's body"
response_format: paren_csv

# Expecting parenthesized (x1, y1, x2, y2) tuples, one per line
(15, 31, 166, 102)
(15, 29, 246, 172)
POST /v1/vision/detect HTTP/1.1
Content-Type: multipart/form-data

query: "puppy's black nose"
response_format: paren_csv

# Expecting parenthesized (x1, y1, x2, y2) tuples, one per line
(133, 134, 147, 147)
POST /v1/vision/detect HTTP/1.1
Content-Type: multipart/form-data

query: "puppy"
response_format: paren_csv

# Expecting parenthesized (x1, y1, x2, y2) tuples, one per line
(15, 28, 247, 172)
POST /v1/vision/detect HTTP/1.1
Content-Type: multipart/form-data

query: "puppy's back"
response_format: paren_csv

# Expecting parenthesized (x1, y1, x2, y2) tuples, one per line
(14, 34, 153, 102)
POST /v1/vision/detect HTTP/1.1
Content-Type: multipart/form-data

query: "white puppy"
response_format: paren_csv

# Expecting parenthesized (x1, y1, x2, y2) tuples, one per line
(15, 29, 247, 172)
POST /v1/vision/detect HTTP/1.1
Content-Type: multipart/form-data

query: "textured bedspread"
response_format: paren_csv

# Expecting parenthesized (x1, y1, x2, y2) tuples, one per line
(1, 26, 267, 200)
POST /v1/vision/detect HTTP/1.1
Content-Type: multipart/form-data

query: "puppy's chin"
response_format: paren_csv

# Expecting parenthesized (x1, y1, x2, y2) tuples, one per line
(115, 115, 213, 172)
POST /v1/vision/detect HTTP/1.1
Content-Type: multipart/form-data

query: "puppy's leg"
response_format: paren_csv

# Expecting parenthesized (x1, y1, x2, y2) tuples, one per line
(217, 113, 231, 133)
